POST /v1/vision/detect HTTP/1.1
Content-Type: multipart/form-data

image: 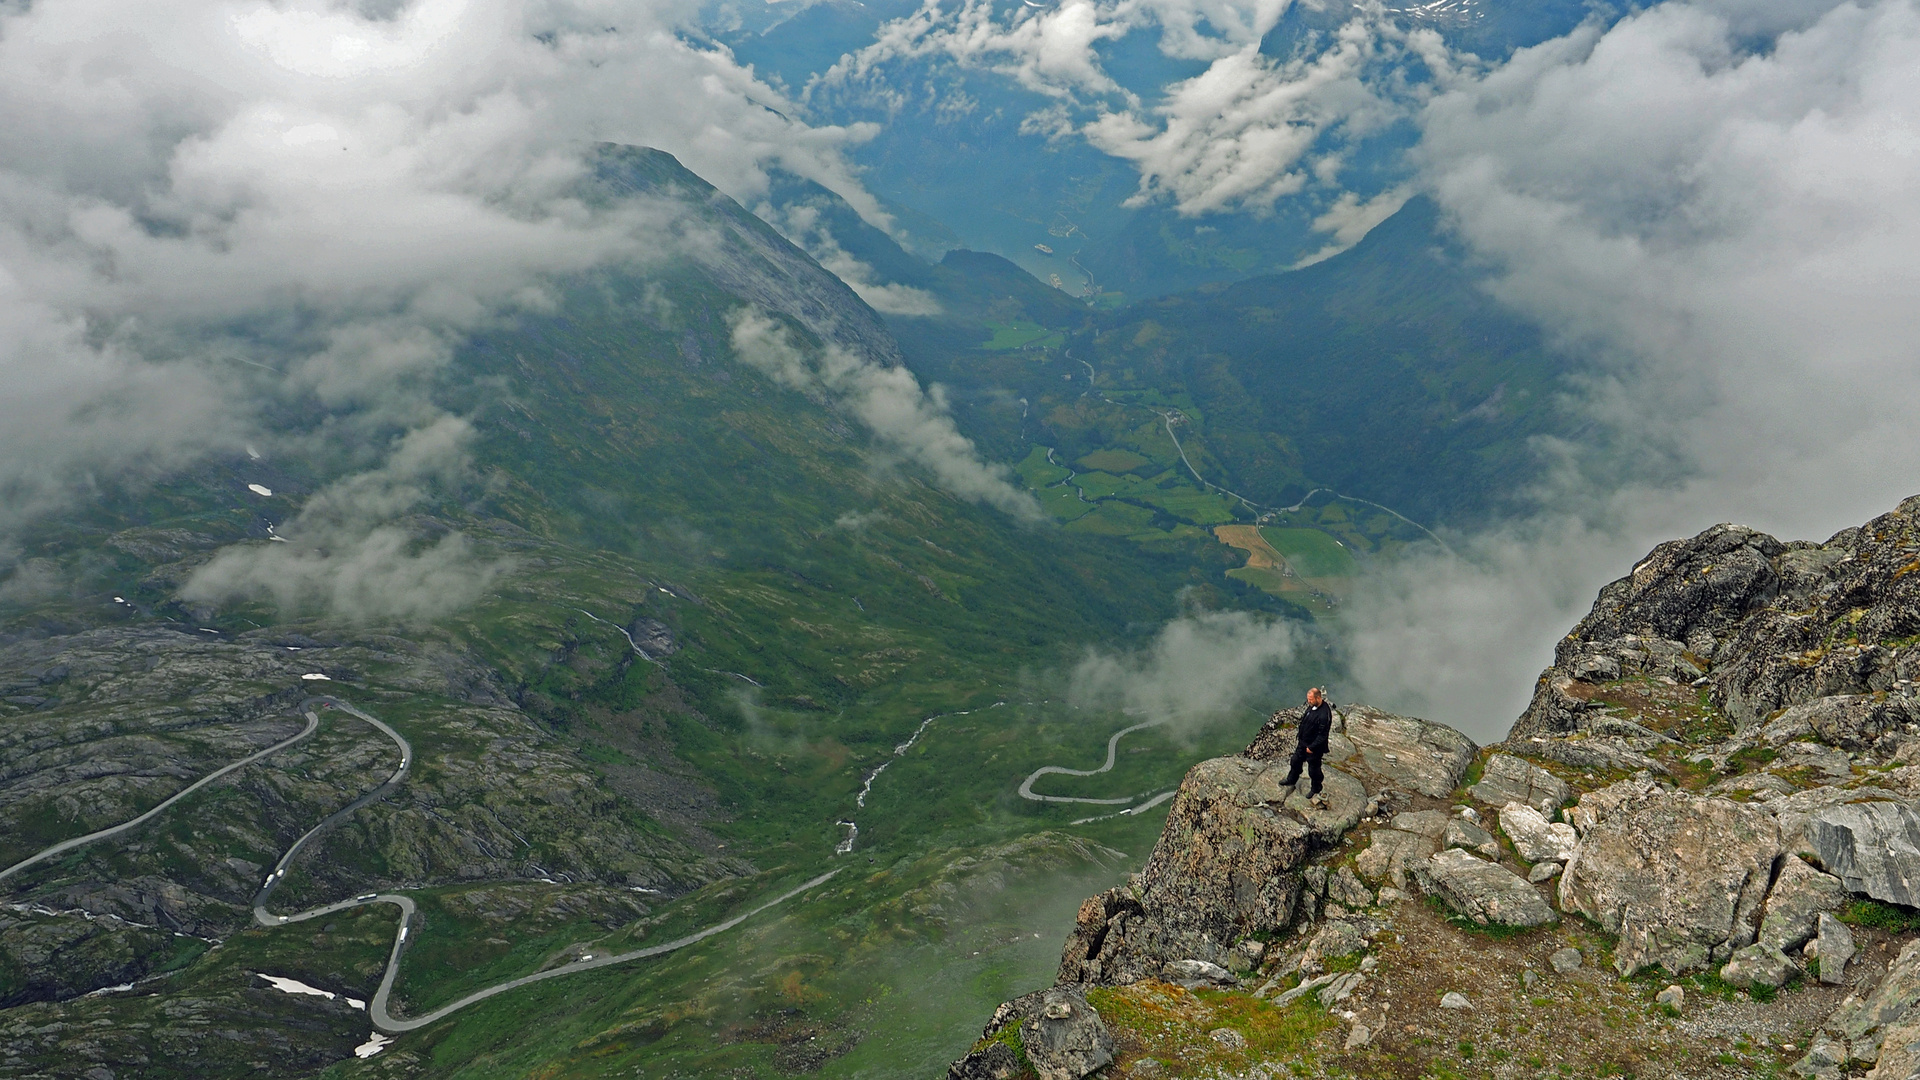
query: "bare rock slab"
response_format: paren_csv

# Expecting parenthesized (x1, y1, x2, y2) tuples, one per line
(1472, 753, 1572, 814)
(1499, 802, 1578, 864)
(1355, 828, 1438, 890)
(1806, 801, 1920, 907)
(1446, 816, 1501, 858)
(1341, 705, 1478, 798)
(1558, 788, 1780, 976)
(1420, 848, 1558, 928)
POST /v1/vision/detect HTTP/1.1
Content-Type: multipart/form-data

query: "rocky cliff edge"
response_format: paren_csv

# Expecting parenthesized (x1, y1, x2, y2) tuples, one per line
(950, 494, 1920, 1080)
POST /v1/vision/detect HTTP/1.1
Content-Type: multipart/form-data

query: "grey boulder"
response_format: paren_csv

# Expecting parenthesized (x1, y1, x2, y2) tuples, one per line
(1355, 827, 1438, 890)
(1815, 913, 1856, 986)
(1446, 816, 1501, 859)
(1806, 801, 1920, 907)
(1559, 788, 1780, 975)
(1327, 865, 1375, 908)
(948, 986, 1113, 1080)
(1420, 848, 1557, 928)
(1719, 943, 1795, 990)
(1472, 754, 1572, 814)
(1764, 694, 1915, 751)
(1305, 920, 1368, 961)
(1499, 802, 1578, 864)
(1024, 989, 1116, 1080)
(1831, 939, 1920, 1048)
(1758, 855, 1848, 954)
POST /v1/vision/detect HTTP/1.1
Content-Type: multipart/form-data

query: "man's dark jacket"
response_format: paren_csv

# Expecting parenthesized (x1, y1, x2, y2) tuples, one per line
(1295, 702, 1333, 754)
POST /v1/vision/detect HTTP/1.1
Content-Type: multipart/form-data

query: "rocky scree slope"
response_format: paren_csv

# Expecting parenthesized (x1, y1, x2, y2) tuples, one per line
(950, 494, 1920, 1080)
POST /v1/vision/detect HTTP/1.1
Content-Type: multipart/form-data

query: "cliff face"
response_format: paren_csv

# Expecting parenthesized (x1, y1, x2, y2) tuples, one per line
(952, 494, 1920, 1080)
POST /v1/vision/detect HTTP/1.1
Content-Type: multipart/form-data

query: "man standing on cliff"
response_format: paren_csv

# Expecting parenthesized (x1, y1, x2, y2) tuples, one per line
(1282, 687, 1332, 805)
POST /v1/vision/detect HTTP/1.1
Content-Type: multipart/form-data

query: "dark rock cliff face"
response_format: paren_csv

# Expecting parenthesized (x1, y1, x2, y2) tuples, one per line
(1513, 494, 1920, 741)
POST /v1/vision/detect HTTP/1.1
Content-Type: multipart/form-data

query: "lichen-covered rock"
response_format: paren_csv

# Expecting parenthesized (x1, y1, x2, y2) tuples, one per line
(1558, 789, 1780, 975)
(1472, 754, 1572, 814)
(1807, 802, 1920, 907)
(1833, 939, 1920, 1050)
(1390, 809, 1450, 838)
(1335, 705, 1478, 798)
(1720, 943, 1794, 990)
(949, 986, 1112, 1080)
(1326, 865, 1374, 908)
(1445, 816, 1501, 859)
(1305, 920, 1368, 960)
(1024, 988, 1114, 1080)
(1816, 913, 1856, 986)
(1758, 855, 1847, 955)
(1509, 497, 1920, 747)
(1420, 848, 1557, 928)
(1565, 777, 1662, 835)
(1767, 695, 1917, 750)
(1057, 756, 1348, 984)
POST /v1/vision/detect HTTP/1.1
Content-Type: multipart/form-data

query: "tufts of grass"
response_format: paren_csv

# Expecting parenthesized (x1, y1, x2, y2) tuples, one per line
(1088, 981, 1337, 1077)
(1840, 898, 1920, 934)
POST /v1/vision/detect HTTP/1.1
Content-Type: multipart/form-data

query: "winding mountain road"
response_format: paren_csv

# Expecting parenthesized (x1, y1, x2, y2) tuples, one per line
(0, 694, 837, 1036)
(1017, 721, 1163, 805)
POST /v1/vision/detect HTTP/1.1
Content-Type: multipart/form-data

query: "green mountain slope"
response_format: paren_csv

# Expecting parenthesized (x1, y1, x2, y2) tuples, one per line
(0, 147, 1306, 1079)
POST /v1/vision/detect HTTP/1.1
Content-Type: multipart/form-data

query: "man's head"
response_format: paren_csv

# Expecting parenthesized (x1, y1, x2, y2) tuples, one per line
(1306, 687, 1323, 705)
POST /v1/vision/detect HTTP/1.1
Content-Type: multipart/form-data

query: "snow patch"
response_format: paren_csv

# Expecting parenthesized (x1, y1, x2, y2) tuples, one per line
(247, 483, 273, 497)
(354, 1032, 392, 1058)
(257, 973, 335, 1000)
(300, 673, 331, 680)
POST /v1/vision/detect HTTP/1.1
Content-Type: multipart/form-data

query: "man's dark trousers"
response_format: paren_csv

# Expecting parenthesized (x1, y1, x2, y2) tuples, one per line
(1283, 746, 1323, 795)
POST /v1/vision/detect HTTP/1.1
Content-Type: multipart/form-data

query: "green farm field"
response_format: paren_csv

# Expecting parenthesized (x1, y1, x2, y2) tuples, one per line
(1261, 527, 1357, 579)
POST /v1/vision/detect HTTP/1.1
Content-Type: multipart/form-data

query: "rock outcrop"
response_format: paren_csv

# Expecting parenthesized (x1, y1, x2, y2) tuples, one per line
(953, 495, 1920, 1079)
(948, 985, 1113, 1080)
(1806, 801, 1920, 907)
(1513, 495, 1920, 741)
(1557, 788, 1780, 975)
(1055, 756, 1356, 984)
(1470, 753, 1572, 814)
(1418, 848, 1557, 927)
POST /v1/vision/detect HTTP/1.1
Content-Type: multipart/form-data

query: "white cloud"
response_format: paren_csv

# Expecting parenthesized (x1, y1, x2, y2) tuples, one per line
(1085, 19, 1408, 215)
(824, 0, 1445, 217)
(181, 416, 511, 623)
(0, 0, 887, 534)
(0, 0, 904, 626)
(1068, 608, 1298, 735)
(1292, 184, 1411, 265)
(729, 308, 1042, 519)
(1343, 0, 1920, 739)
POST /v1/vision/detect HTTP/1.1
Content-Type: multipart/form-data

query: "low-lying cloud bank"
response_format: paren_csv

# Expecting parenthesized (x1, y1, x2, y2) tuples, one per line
(0, 0, 902, 616)
(1067, 609, 1300, 738)
(1340, 0, 1920, 741)
(181, 417, 510, 624)
(729, 307, 1042, 520)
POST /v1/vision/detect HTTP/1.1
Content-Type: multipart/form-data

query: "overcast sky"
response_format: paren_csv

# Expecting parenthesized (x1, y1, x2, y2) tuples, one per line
(3, 0, 1916, 720)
